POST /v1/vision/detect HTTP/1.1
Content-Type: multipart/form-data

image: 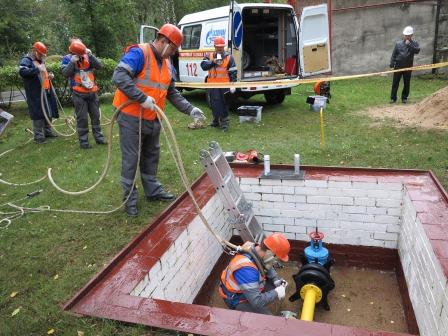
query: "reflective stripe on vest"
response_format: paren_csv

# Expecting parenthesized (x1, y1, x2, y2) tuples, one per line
(208, 54, 230, 83)
(73, 54, 98, 93)
(33, 61, 50, 90)
(112, 44, 171, 121)
(218, 254, 265, 303)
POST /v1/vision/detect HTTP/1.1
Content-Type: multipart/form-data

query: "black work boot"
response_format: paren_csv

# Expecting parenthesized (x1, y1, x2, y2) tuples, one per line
(124, 205, 138, 217)
(220, 118, 230, 132)
(80, 142, 92, 149)
(209, 118, 220, 128)
(147, 190, 176, 202)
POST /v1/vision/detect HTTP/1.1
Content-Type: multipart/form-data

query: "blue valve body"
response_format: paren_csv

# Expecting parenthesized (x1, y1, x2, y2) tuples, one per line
(304, 238, 329, 265)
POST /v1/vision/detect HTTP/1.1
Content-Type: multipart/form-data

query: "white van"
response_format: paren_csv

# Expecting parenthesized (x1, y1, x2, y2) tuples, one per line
(141, 3, 330, 104)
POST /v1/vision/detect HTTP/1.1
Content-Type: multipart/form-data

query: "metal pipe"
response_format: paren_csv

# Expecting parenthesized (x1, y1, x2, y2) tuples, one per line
(300, 287, 317, 321)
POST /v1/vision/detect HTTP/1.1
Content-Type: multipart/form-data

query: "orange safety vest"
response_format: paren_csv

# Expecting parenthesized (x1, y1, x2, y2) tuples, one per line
(112, 44, 171, 121)
(73, 54, 98, 93)
(207, 53, 230, 83)
(218, 254, 265, 303)
(33, 61, 50, 90)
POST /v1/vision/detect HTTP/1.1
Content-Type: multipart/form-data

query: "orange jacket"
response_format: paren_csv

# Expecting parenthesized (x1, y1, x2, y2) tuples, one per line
(207, 54, 231, 83)
(113, 44, 171, 120)
(33, 61, 50, 90)
(73, 54, 98, 93)
(219, 254, 265, 302)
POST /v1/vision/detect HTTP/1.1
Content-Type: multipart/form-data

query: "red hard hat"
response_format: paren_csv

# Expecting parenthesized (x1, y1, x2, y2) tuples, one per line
(264, 233, 290, 262)
(159, 23, 183, 48)
(69, 40, 87, 56)
(214, 36, 226, 47)
(33, 42, 48, 56)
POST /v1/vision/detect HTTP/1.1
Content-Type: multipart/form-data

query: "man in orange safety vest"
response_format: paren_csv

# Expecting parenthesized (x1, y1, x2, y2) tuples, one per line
(112, 23, 205, 217)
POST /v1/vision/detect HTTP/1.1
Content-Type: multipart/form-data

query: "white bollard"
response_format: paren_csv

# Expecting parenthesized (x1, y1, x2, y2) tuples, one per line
(264, 154, 271, 176)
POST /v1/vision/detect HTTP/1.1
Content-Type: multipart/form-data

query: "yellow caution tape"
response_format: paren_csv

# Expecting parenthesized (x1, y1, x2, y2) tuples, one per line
(175, 61, 448, 89)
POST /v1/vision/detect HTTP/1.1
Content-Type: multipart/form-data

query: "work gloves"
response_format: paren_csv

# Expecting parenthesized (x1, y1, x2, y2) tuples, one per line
(70, 55, 80, 63)
(273, 278, 288, 288)
(229, 87, 236, 94)
(141, 96, 156, 110)
(190, 107, 206, 121)
(274, 283, 287, 300)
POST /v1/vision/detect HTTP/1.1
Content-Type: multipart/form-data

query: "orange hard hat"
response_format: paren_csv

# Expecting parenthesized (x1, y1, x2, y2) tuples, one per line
(69, 40, 87, 56)
(159, 23, 183, 48)
(313, 81, 323, 95)
(33, 42, 48, 56)
(264, 233, 290, 262)
(214, 36, 226, 47)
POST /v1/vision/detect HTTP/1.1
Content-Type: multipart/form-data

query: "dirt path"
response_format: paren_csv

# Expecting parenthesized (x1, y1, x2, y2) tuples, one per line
(365, 86, 448, 129)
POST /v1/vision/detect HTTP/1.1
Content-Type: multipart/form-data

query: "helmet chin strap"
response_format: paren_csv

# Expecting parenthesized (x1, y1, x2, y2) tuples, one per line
(160, 44, 170, 58)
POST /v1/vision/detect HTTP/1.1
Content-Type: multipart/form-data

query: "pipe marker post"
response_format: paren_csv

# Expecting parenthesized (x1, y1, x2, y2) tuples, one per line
(320, 107, 325, 149)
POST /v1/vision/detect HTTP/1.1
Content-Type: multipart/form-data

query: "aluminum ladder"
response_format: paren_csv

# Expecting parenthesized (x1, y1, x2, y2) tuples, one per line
(199, 141, 265, 243)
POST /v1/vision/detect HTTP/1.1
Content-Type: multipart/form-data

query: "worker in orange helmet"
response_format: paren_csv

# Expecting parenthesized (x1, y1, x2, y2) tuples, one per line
(61, 38, 106, 149)
(219, 233, 290, 315)
(200, 36, 237, 132)
(112, 23, 205, 217)
(19, 41, 59, 144)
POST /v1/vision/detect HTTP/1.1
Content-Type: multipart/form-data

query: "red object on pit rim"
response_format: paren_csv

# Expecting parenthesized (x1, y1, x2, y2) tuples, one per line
(310, 230, 324, 241)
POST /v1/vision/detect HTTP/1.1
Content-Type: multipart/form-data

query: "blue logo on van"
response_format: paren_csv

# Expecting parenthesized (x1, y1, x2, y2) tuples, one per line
(205, 29, 226, 46)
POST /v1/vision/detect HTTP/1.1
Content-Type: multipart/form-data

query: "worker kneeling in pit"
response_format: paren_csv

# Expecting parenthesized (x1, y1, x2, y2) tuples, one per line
(219, 233, 290, 315)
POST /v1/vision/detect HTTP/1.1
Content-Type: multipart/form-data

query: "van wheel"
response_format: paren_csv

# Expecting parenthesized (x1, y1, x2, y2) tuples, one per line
(242, 51, 250, 70)
(264, 92, 285, 104)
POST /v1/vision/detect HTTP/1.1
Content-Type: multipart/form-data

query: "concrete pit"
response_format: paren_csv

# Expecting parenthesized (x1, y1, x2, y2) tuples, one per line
(65, 164, 448, 336)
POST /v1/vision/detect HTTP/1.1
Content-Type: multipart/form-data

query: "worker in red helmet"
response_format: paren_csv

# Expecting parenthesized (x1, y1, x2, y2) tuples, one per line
(200, 36, 237, 132)
(61, 38, 106, 149)
(219, 233, 290, 315)
(19, 41, 59, 144)
(112, 23, 205, 217)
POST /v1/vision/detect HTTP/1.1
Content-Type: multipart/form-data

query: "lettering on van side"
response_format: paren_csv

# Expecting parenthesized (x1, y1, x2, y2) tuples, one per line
(205, 29, 226, 46)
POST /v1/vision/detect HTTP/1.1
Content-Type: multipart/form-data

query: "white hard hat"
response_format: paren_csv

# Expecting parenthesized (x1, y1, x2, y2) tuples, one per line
(403, 26, 414, 35)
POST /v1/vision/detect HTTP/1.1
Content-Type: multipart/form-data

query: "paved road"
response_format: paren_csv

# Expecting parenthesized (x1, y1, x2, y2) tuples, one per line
(0, 89, 26, 104)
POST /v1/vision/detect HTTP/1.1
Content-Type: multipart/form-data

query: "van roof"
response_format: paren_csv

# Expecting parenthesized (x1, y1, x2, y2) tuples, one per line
(178, 3, 294, 26)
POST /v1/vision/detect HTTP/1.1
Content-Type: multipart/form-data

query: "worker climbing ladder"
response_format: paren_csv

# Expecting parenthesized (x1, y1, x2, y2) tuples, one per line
(199, 141, 265, 243)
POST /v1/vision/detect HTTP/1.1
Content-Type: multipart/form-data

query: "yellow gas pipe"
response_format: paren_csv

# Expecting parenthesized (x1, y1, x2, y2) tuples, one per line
(299, 284, 323, 321)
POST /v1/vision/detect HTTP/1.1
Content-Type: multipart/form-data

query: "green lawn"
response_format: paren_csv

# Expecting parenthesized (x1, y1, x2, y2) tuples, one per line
(1, 75, 447, 335)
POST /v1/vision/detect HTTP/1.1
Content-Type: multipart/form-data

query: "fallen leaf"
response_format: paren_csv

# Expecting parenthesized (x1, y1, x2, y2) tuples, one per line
(10, 291, 18, 298)
(53, 274, 59, 280)
(347, 308, 351, 312)
(370, 301, 374, 305)
(47, 328, 55, 334)
(11, 307, 21, 316)
(390, 320, 395, 324)
(83, 245, 87, 250)
(77, 331, 85, 336)
(341, 294, 346, 298)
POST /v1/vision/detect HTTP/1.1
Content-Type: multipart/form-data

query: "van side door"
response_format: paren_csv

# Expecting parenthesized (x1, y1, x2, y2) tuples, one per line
(299, 4, 331, 77)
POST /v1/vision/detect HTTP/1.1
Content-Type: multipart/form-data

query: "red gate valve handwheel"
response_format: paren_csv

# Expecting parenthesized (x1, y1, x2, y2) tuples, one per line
(310, 231, 324, 241)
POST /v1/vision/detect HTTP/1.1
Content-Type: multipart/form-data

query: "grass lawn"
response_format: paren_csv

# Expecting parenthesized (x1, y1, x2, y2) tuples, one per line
(1, 75, 447, 335)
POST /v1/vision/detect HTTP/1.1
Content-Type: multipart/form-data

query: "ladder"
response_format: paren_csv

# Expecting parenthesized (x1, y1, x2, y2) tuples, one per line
(199, 141, 265, 243)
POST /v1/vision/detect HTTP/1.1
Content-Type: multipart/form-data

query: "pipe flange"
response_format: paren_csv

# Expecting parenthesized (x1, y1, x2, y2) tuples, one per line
(300, 284, 323, 303)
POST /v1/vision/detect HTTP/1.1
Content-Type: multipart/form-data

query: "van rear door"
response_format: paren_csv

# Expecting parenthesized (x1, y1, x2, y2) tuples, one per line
(139, 25, 158, 44)
(299, 4, 331, 76)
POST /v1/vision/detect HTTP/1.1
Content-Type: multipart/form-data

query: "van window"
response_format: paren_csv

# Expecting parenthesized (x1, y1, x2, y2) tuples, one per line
(182, 25, 202, 49)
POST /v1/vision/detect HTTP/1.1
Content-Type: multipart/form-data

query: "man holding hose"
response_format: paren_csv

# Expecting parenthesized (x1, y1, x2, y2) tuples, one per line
(112, 23, 205, 217)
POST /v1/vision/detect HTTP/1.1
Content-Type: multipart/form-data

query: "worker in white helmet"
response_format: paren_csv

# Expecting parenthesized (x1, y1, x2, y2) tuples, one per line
(389, 26, 420, 104)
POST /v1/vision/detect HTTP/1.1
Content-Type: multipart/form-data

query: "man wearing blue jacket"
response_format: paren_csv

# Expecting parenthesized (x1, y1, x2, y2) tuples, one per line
(19, 42, 59, 144)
